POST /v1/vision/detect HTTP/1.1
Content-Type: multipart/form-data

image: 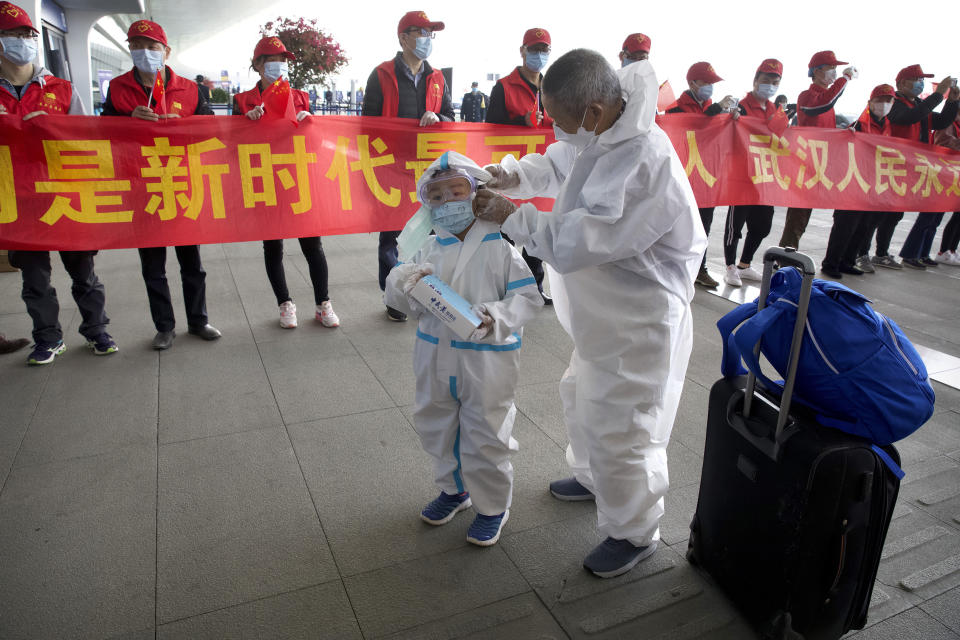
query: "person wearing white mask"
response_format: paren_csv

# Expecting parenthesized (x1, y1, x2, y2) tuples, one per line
(474, 50, 706, 577)
(362, 10, 455, 323)
(722, 58, 784, 287)
(233, 36, 339, 330)
(101, 19, 221, 351)
(385, 151, 542, 547)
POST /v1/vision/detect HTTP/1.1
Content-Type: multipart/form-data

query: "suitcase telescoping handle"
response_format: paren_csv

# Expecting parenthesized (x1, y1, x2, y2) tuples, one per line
(742, 247, 816, 458)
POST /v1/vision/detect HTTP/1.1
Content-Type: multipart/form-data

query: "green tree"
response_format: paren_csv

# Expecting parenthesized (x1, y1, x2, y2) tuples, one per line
(259, 17, 348, 90)
(211, 87, 229, 104)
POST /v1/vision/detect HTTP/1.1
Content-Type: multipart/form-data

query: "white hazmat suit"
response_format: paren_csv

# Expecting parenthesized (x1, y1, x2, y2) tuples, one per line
(385, 157, 543, 516)
(492, 60, 707, 546)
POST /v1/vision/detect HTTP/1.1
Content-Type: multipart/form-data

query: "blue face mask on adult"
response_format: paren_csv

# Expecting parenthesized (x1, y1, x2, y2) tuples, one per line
(263, 61, 288, 82)
(756, 83, 778, 101)
(621, 58, 637, 68)
(432, 199, 475, 234)
(413, 36, 432, 60)
(696, 84, 714, 101)
(131, 48, 164, 75)
(0, 36, 37, 66)
(912, 80, 925, 96)
(524, 51, 549, 73)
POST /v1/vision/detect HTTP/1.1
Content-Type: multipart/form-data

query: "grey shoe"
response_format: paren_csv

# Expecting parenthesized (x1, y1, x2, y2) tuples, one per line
(187, 324, 222, 340)
(855, 255, 875, 273)
(549, 477, 596, 501)
(871, 255, 902, 270)
(152, 330, 176, 350)
(583, 538, 658, 578)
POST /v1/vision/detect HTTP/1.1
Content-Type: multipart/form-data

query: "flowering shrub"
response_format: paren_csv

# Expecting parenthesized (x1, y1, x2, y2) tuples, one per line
(259, 17, 348, 90)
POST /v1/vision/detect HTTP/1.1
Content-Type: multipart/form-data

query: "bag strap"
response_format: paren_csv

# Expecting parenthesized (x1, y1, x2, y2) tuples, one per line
(871, 444, 905, 479)
(717, 301, 758, 378)
(729, 301, 789, 394)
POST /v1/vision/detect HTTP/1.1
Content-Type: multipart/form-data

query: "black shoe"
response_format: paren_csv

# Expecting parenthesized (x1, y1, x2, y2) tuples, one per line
(902, 258, 927, 270)
(839, 263, 864, 275)
(385, 306, 407, 322)
(540, 291, 553, 305)
(820, 266, 842, 279)
(187, 324, 222, 340)
(152, 330, 176, 350)
(920, 257, 938, 267)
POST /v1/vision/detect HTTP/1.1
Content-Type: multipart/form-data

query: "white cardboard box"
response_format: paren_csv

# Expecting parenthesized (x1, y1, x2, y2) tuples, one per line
(411, 275, 482, 340)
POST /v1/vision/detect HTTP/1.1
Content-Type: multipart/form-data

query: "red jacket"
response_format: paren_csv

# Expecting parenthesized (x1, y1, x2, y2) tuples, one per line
(106, 67, 199, 116)
(796, 77, 848, 128)
(855, 108, 891, 136)
(739, 92, 780, 121)
(375, 60, 444, 117)
(234, 83, 310, 114)
(497, 67, 553, 126)
(670, 89, 712, 114)
(0, 75, 72, 115)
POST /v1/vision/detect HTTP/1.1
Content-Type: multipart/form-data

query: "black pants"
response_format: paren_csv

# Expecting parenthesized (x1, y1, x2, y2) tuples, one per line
(138, 245, 207, 332)
(823, 210, 865, 270)
(723, 205, 774, 266)
(378, 230, 400, 291)
(873, 212, 903, 257)
(699, 207, 714, 268)
(940, 212, 960, 253)
(9, 250, 108, 344)
(263, 237, 329, 306)
(900, 212, 945, 260)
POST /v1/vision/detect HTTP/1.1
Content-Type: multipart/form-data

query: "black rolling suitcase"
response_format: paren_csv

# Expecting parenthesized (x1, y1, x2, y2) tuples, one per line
(687, 247, 903, 640)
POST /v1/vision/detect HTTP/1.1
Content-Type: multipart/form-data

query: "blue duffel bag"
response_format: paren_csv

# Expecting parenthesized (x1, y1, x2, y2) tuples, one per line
(717, 267, 936, 445)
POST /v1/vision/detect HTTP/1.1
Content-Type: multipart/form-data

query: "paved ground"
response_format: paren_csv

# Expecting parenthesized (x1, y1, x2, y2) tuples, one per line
(1, 208, 958, 639)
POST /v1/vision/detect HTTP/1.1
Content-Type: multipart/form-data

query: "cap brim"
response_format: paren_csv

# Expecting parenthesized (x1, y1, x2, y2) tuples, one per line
(922, 73, 934, 78)
(282, 51, 296, 60)
(429, 21, 445, 31)
(127, 34, 166, 45)
(704, 72, 723, 83)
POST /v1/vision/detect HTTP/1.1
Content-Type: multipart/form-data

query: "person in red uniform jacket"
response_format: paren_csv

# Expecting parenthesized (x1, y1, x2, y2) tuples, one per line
(232, 36, 340, 330)
(619, 33, 651, 67)
(666, 62, 737, 289)
(100, 19, 221, 351)
(890, 65, 959, 269)
(721, 59, 784, 288)
(362, 11, 455, 322)
(780, 51, 857, 253)
(821, 85, 897, 278)
(485, 27, 553, 302)
(0, 1, 118, 366)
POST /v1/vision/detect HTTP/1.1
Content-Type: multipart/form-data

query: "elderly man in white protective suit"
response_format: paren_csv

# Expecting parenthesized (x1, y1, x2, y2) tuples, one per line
(476, 48, 707, 578)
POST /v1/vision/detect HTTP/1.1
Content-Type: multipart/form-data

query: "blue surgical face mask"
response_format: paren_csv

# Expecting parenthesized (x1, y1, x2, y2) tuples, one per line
(756, 83, 778, 101)
(263, 61, 288, 82)
(552, 107, 597, 151)
(431, 199, 475, 234)
(413, 36, 432, 60)
(524, 51, 549, 73)
(471, 87, 478, 93)
(131, 48, 164, 75)
(0, 36, 37, 66)
(696, 84, 714, 101)
(912, 80, 924, 96)
(621, 58, 637, 68)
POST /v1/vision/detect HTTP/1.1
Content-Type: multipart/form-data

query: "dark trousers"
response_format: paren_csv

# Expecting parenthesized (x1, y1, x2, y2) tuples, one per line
(852, 212, 884, 258)
(900, 212, 945, 260)
(9, 250, 108, 344)
(779, 207, 812, 249)
(940, 212, 960, 253)
(378, 230, 400, 291)
(138, 245, 207, 332)
(263, 237, 329, 306)
(699, 207, 714, 268)
(823, 210, 864, 270)
(723, 205, 774, 266)
(874, 212, 903, 257)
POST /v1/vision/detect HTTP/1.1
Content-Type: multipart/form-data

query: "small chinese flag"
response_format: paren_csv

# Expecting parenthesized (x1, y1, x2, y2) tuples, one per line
(769, 106, 789, 136)
(657, 79, 676, 113)
(150, 69, 166, 115)
(261, 77, 297, 124)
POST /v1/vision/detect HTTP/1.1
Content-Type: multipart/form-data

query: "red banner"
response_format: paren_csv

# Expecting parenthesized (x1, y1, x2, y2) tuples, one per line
(1, 113, 958, 251)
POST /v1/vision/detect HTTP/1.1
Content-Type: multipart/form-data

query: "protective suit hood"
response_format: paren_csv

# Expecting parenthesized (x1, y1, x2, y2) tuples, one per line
(598, 59, 658, 146)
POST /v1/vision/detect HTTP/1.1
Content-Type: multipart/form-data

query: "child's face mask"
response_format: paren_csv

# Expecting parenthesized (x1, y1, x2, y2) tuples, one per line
(419, 169, 478, 235)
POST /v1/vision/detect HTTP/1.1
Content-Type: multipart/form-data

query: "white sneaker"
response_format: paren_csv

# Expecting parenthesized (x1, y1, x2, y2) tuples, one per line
(950, 252, 960, 266)
(316, 301, 340, 328)
(724, 265, 742, 287)
(279, 300, 297, 329)
(737, 265, 763, 282)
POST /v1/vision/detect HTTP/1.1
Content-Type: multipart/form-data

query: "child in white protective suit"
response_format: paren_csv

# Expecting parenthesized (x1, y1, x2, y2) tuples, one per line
(384, 151, 543, 546)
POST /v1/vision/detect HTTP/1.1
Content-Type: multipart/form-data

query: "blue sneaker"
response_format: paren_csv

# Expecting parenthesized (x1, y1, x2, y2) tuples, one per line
(86, 333, 118, 355)
(466, 510, 509, 547)
(420, 491, 472, 525)
(27, 340, 66, 365)
(583, 537, 658, 578)
(549, 477, 596, 501)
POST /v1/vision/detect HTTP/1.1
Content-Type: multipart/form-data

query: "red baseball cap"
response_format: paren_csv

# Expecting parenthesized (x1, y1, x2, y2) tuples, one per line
(687, 62, 723, 84)
(896, 64, 934, 81)
(127, 19, 167, 46)
(870, 84, 896, 100)
(397, 11, 444, 35)
(0, 2, 38, 33)
(808, 50, 848, 69)
(253, 36, 295, 60)
(622, 33, 651, 54)
(756, 58, 783, 77)
(522, 27, 550, 47)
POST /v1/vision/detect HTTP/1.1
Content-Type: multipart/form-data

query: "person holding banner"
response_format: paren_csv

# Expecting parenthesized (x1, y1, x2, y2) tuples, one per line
(233, 36, 340, 330)
(723, 59, 785, 287)
(476, 51, 705, 577)
(1, 1, 118, 365)
(362, 10, 455, 323)
(101, 19, 221, 350)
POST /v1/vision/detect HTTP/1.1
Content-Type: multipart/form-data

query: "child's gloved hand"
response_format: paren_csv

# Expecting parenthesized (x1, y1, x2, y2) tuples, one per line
(401, 262, 435, 296)
(469, 304, 494, 340)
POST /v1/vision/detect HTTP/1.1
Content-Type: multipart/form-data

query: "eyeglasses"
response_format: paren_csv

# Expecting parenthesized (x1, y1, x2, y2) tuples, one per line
(404, 28, 435, 39)
(0, 31, 38, 40)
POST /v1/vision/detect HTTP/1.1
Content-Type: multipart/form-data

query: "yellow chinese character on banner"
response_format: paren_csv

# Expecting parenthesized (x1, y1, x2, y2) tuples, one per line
(238, 135, 316, 214)
(911, 154, 943, 197)
(836, 142, 871, 193)
(323, 135, 401, 210)
(793, 137, 833, 190)
(484, 134, 546, 164)
(748, 134, 791, 189)
(34, 139, 133, 225)
(0, 146, 16, 223)
(940, 159, 960, 197)
(875, 146, 907, 196)
(142, 137, 230, 220)
(683, 130, 717, 188)
(405, 132, 469, 202)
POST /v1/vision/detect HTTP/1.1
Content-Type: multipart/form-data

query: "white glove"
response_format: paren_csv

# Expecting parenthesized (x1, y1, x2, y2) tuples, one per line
(482, 164, 521, 190)
(400, 262, 435, 297)
(843, 66, 858, 80)
(296, 110, 311, 122)
(246, 105, 265, 120)
(419, 111, 440, 127)
(719, 95, 738, 111)
(469, 304, 494, 341)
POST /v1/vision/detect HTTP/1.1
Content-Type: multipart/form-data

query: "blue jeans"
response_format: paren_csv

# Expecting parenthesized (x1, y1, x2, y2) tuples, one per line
(899, 212, 945, 260)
